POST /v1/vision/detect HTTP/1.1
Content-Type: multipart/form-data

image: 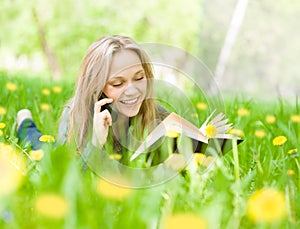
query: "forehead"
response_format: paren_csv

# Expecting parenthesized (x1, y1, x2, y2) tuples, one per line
(109, 49, 143, 77)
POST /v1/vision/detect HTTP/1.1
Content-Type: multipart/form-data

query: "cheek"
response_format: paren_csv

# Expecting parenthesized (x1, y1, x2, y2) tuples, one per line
(102, 86, 123, 100)
(137, 80, 148, 93)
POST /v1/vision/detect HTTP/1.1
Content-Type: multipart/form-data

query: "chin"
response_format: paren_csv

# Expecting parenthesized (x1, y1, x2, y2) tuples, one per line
(125, 110, 140, 117)
(118, 102, 143, 117)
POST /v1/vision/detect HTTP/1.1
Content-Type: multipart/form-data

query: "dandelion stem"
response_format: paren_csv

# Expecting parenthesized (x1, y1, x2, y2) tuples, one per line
(294, 157, 300, 190)
(253, 151, 263, 174)
(226, 138, 242, 229)
(232, 138, 240, 181)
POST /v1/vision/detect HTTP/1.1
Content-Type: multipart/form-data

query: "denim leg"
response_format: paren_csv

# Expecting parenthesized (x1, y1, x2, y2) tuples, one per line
(17, 119, 43, 150)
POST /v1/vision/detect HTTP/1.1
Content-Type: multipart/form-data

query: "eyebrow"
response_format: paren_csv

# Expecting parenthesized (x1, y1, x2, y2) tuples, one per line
(110, 69, 145, 80)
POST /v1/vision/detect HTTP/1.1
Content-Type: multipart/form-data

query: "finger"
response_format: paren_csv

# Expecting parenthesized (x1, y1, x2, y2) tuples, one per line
(94, 98, 113, 113)
(108, 115, 112, 126)
(102, 109, 112, 126)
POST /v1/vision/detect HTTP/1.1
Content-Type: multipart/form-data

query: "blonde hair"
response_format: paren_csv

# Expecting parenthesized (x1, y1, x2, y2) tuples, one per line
(67, 35, 156, 151)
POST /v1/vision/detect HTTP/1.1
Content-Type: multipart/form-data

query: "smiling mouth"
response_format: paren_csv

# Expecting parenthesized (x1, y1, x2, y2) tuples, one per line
(119, 97, 140, 105)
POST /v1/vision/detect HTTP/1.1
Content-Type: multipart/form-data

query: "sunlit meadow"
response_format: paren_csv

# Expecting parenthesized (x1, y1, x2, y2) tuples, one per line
(1, 72, 300, 229)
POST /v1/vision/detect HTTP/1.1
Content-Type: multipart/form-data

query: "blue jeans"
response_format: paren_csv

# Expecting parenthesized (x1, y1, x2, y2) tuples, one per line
(17, 119, 44, 150)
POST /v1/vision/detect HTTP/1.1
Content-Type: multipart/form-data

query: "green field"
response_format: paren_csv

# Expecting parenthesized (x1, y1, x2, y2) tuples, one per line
(1, 72, 300, 229)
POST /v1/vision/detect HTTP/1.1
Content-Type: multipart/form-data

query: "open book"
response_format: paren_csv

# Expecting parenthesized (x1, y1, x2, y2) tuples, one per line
(130, 110, 239, 161)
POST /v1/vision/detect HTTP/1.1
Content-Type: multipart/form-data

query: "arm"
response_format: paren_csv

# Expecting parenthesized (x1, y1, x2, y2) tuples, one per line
(56, 105, 71, 145)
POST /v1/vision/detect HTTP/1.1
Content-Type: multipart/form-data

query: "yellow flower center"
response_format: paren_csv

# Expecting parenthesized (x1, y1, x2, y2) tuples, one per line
(165, 129, 180, 138)
(205, 124, 217, 138)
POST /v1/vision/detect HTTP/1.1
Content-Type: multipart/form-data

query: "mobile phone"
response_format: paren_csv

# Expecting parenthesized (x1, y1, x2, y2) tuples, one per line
(99, 93, 118, 122)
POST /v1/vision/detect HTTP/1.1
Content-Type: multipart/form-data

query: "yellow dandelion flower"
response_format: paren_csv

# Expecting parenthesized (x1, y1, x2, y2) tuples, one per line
(39, 135, 55, 143)
(272, 136, 287, 146)
(35, 193, 68, 219)
(254, 130, 266, 138)
(201, 156, 215, 167)
(287, 148, 297, 155)
(0, 142, 14, 155)
(96, 177, 132, 200)
(0, 122, 6, 129)
(52, 86, 62, 93)
(42, 88, 50, 96)
(290, 114, 300, 123)
(0, 146, 26, 196)
(228, 128, 244, 138)
(29, 149, 44, 161)
(162, 213, 208, 229)
(287, 170, 295, 176)
(164, 154, 186, 171)
(194, 153, 215, 168)
(41, 103, 51, 111)
(205, 124, 217, 138)
(237, 108, 250, 116)
(196, 102, 207, 110)
(0, 106, 6, 115)
(194, 153, 206, 165)
(247, 188, 286, 223)
(6, 82, 17, 91)
(109, 154, 122, 160)
(266, 115, 276, 124)
(165, 129, 180, 138)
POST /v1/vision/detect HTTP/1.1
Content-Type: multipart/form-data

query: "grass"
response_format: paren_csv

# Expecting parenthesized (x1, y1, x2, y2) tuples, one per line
(1, 71, 300, 229)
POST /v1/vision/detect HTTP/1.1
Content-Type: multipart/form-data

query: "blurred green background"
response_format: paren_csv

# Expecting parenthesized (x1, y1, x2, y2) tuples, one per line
(1, 0, 300, 99)
(1, 1, 300, 228)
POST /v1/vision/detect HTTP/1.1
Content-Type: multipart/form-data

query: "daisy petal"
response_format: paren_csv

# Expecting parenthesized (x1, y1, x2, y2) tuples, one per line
(210, 113, 225, 125)
(213, 119, 230, 128)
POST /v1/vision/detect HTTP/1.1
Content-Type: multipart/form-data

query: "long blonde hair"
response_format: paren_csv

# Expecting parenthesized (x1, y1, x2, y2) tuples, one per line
(67, 35, 156, 151)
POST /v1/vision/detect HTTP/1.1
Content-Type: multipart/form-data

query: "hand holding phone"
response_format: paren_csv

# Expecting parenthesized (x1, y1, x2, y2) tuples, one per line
(92, 93, 118, 148)
(99, 93, 118, 122)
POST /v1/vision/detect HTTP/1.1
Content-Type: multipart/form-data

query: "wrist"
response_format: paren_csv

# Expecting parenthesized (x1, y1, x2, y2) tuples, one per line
(92, 134, 103, 148)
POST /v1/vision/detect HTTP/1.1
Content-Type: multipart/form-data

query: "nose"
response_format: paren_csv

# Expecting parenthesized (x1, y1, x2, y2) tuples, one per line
(124, 83, 139, 96)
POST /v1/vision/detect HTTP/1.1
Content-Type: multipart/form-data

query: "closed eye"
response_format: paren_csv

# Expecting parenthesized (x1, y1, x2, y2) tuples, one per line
(135, 71, 145, 80)
(112, 82, 123, 87)
(136, 76, 144, 80)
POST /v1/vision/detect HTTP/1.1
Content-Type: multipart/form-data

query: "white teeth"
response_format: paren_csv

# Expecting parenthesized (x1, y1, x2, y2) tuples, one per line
(120, 97, 138, 105)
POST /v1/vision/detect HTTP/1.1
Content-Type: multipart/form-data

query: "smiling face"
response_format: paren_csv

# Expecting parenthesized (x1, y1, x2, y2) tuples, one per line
(102, 49, 147, 118)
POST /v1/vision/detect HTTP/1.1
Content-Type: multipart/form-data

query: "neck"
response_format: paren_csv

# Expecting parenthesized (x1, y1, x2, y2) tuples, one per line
(112, 113, 130, 140)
